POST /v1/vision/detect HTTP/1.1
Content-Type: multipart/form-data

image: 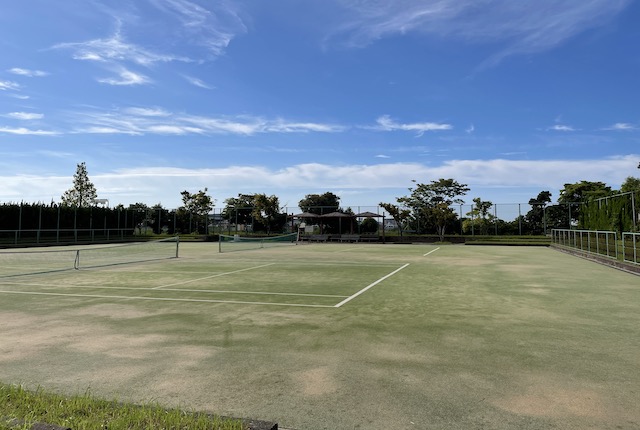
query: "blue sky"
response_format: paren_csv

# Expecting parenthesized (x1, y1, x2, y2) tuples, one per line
(1, 0, 639, 211)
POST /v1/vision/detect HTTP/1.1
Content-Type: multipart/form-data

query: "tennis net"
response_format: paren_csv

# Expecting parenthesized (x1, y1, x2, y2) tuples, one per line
(0, 237, 179, 278)
(218, 233, 298, 253)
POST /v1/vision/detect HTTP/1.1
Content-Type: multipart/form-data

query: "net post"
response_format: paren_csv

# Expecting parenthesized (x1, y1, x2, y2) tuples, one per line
(74, 250, 80, 270)
(175, 235, 180, 258)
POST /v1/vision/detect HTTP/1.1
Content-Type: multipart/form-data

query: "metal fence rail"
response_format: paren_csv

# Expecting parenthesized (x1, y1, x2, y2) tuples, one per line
(551, 228, 618, 260)
(622, 233, 640, 265)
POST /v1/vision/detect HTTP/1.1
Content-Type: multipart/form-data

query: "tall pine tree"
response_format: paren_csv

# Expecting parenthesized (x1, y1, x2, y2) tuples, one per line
(61, 162, 98, 207)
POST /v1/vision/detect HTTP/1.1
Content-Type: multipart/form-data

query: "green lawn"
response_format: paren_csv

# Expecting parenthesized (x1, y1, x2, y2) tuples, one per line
(1, 243, 639, 429)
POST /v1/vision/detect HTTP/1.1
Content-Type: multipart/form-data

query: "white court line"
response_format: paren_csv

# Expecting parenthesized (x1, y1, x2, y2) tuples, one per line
(0, 290, 335, 308)
(334, 263, 410, 308)
(423, 247, 440, 257)
(0, 282, 349, 298)
(153, 263, 275, 289)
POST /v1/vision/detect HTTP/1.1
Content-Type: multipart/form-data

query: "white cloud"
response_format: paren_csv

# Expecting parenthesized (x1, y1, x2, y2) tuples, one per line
(603, 122, 637, 131)
(147, 0, 247, 57)
(0, 80, 21, 91)
(548, 124, 577, 132)
(69, 106, 344, 136)
(97, 68, 151, 86)
(373, 115, 452, 136)
(2, 156, 637, 207)
(265, 120, 346, 133)
(183, 75, 215, 89)
(54, 27, 190, 66)
(4, 112, 44, 120)
(8, 68, 49, 77)
(0, 126, 59, 136)
(123, 107, 172, 117)
(331, 0, 631, 67)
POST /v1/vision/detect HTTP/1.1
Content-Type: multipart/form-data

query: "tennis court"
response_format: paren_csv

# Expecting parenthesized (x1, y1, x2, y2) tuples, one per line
(1, 241, 639, 429)
(0, 239, 411, 308)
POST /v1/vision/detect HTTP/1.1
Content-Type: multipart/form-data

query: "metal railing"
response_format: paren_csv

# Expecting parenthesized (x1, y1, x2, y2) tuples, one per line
(622, 233, 640, 265)
(551, 228, 618, 260)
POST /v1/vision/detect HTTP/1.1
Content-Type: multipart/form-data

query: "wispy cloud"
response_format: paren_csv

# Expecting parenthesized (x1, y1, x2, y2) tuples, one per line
(7, 68, 49, 77)
(53, 24, 190, 66)
(0, 126, 59, 136)
(330, 0, 631, 67)
(147, 0, 247, 57)
(602, 122, 637, 131)
(548, 124, 577, 132)
(69, 106, 345, 136)
(4, 112, 44, 120)
(183, 75, 215, 89)
(372, 115, 452, 136)
(97, 68, 151, 86)
(0, 80, 21, 91)
(123, 107, 171, 117)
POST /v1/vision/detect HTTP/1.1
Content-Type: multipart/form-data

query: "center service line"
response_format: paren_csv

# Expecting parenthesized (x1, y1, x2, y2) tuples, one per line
(334, 263, 410, 308)
(153, 263, 275, 289)
(423, 247, 440, 257)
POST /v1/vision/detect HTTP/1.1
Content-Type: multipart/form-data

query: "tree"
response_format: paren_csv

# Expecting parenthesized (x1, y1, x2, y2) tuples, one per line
(526, 191, 552, 234)
(298, 192, 340, 215)
(620, 176, 640, 193)
(464, 197, 495, 235)
(252, 194, 283, 234)
(222, 194, 255, 226)
(60, 162, 97, 207)
(558, 181, 612, 227)
(398, 179, 469, 240)
(180, 188, 214, 234)
(379, 202, 411, 238)
(359, 217, 379, 234)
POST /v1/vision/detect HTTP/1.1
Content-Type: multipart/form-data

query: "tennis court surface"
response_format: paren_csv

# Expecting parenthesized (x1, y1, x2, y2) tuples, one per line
(1, 242, 639, 429)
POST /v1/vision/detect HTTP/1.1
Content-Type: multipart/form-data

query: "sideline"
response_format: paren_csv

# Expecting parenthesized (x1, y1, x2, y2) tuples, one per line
(334, 263, 410, 308)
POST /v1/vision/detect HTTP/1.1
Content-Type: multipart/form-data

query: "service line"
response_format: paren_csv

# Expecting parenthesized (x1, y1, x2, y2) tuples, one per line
(0, 289, 335, 308)
(423, 247, 440, 257)
(334, 263, 410, 308)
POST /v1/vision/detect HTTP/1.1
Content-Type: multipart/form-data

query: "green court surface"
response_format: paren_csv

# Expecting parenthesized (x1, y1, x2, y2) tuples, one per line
(1, 242, 639, 429)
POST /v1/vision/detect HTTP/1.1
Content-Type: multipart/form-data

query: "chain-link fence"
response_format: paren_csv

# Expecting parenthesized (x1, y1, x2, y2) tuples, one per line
(1, 201, 589, 246)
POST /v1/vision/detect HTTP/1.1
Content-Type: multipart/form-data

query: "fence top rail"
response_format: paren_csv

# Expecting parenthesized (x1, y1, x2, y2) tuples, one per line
(552, 228, 617, 234)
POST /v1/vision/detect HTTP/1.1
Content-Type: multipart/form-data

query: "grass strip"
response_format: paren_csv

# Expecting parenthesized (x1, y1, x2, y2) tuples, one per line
(0, 383, 244, 430)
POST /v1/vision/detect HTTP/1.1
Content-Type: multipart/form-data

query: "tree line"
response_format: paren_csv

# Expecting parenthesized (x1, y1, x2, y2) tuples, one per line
(3, 162, 639, 237)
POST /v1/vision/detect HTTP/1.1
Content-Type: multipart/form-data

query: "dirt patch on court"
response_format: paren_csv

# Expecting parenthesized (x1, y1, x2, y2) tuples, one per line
(71, 303, 160, 320)
(492, 372, 627, 422)
(0, 311, 172, 362)
(292, 366, 338, 396)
